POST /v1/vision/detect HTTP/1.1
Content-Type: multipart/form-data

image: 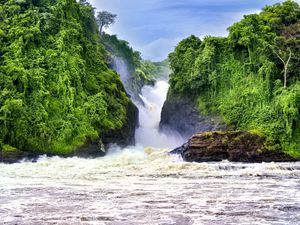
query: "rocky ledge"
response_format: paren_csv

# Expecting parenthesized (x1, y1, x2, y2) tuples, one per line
(171, 131, 298, 163)
(0, 147, 39, 164)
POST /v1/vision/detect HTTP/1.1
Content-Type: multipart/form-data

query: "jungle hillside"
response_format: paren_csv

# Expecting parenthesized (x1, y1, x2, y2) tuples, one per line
(168, 0, 300, 157)
(0, 0, 132, 155)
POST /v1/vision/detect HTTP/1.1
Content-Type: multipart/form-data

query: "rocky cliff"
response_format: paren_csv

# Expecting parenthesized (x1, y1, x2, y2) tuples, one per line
(160, 92, 224, 138)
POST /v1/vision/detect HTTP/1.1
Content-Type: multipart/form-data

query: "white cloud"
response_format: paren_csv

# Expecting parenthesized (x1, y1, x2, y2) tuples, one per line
(89, 0, 300, 61)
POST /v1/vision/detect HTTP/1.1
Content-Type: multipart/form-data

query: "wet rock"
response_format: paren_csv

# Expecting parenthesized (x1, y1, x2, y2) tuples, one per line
(160, 92, 224, 138)
(172, 131, 298, 163)
(72, 138, 106, 158)
(0, 147, 38, 164)
(102, 100, 139, 147)
(169, 143, 189, 155)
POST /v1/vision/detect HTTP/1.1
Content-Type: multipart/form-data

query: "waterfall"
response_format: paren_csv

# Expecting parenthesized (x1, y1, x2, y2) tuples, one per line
(135, 80, 184, 148)
(0, 56, 299, 225)
(112, 56, 184, 149)
(112, 56, 135, 99)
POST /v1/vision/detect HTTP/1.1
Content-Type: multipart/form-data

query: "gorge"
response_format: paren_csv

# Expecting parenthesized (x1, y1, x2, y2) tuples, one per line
(1, 72, 300, 224)
(1, 0, 300, 224)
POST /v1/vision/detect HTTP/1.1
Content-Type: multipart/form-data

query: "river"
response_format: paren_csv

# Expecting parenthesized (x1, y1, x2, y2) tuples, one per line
(1, 79, 300, 224)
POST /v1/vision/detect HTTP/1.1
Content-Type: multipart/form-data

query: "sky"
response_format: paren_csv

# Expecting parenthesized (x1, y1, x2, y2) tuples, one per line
(90, 0, 300, 61)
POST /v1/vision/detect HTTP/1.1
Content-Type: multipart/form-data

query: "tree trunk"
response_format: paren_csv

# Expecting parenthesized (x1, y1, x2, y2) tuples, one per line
(99, 25, 103, 35)
(273, 48, 292, 88)
(284, 50, 292, 88)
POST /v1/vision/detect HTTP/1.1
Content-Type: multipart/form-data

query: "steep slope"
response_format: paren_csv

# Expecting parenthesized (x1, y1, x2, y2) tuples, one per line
(101, 33, 169, 100)
(161, 1, 300, 157)
(0, 0, 136, 157)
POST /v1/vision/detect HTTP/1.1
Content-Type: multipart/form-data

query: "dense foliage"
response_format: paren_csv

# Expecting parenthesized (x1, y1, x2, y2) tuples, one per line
(102, 33, 169, 97)
(0, 0, 130, 154)
(168, 0, 300, 157)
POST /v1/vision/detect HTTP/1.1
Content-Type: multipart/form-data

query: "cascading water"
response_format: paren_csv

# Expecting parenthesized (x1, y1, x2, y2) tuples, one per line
(112, 56, 184, 149)
(135, 80, 184, 148)
(112, 56, 133, 97)
(0, 57, 299, 224)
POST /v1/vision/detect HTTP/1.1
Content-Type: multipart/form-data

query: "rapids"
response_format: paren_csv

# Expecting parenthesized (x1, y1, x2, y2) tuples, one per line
(0, 74, 300, 224)
(0, 150, 300, 224)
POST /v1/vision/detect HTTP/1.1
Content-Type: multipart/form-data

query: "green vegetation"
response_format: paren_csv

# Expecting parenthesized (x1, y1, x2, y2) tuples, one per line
(2, 145, 18, 153)
(0, 0, 130, 155)
(102, 33, 169, 96)
(96, 11, 117, 35)
(168, 0, 300, 157)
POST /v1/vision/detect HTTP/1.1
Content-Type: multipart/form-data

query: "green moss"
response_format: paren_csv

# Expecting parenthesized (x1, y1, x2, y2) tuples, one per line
(233, 137, 241, 142)
(203, 132, 213, 138)
(222, 138, 228, 145)
(2, 145, 18, 153)
(249, 129, 265, 138)
(215, 131, 226, 135)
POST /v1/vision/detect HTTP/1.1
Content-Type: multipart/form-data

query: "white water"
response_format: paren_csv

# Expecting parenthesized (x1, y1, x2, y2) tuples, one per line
(1, 62, 300, 224)
(112, 56, 132, 95)
(112, 55, 184, 148)
(1, 152, 300, 224)
(135, 80, 184, 149)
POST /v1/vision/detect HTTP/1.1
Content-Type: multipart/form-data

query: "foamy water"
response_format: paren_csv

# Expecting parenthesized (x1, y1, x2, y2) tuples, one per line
(0, 149, 300, 224)
(1, 77, 300, 224)
(135, 80, 184, 149)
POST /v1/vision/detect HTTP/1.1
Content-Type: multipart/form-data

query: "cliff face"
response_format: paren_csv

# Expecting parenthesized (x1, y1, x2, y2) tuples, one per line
(160, 92, 225, 139)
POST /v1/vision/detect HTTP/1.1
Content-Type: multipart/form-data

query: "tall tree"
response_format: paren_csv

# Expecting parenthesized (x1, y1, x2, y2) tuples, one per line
(96, 11, 117, 34)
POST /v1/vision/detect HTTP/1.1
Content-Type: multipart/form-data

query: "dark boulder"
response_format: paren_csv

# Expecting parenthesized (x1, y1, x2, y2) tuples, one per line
(172, 131, 298, 163)
(0, 148, 38, 164)
(72, 138, 106, 158)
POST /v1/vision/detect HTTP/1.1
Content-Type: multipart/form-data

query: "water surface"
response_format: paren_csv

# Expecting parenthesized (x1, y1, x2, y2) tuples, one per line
(1, 149, 300, 225)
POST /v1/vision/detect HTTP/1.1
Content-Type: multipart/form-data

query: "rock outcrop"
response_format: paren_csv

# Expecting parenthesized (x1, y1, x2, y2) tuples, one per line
(171, 131, 298, 163)
(0, 148, 38, 164)
(160, 92, 224, 138)
(72, 138, 106, 158)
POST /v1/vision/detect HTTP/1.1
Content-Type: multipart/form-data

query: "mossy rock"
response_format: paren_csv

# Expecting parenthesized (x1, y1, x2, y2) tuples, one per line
(0, 145, 38, 164)
(172, 131, 299, 163)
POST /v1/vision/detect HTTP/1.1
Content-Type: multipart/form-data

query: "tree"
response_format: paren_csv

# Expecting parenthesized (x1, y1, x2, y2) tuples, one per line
(96, 11, 117, 34)
(273, 45, 292, 88)
(79, 0, 89, 5)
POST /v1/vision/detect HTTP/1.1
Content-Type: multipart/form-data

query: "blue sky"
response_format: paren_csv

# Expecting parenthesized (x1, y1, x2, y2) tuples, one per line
(90, 0, 300, 61)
